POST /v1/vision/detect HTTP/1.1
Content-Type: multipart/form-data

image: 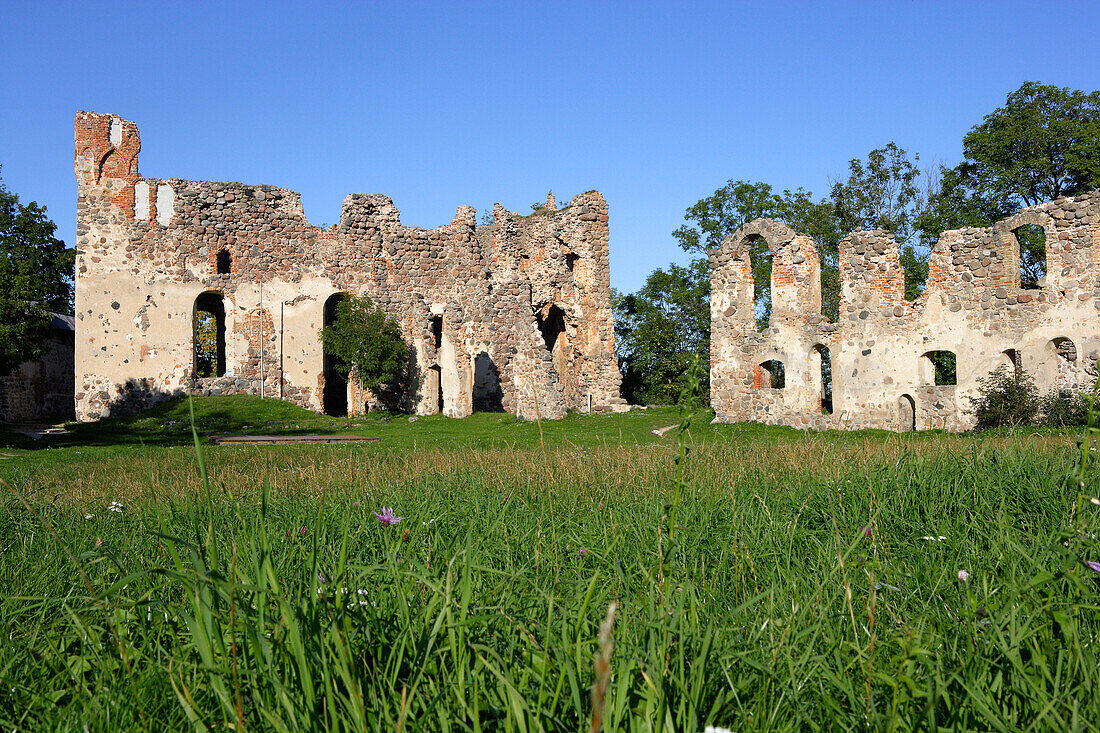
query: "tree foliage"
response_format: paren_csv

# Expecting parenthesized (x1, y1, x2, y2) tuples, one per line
(962, 81, 1100, 207)
(319, 295, 408, 395)
(0, 169, 73, 375)
(194, 311, 219, 378)
(919, 82, 1100, 285)
(613, 259, 709, 405)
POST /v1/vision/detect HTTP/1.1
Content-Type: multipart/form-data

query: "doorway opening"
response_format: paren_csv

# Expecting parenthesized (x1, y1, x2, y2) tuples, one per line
(322, 293, 348, 416)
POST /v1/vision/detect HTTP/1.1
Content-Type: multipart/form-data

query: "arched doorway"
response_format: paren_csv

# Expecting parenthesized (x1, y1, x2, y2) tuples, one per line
(322, 293, 348, 416)
(811, 344, 832, 414)
(426, 365, 443, 414)
(898, 394, 916, 432)
(194, 292, 226, 377)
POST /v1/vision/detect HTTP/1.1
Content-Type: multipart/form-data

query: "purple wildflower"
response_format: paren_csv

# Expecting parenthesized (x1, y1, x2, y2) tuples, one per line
(958, 569, 970, 582)
(1086, 560, 1100, 575)
(373, 506, 402, 526)
(861, 526, 873, 538)
(577, 547, 589, 557)
(298, 526, 307, 536)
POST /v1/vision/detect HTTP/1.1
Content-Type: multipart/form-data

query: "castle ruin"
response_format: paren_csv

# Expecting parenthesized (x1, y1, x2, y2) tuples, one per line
(710, 193, 1100, 431)
(74, 112, 625, 421)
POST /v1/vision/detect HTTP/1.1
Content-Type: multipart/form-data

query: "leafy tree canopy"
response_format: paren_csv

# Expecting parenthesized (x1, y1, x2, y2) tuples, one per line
(963, 81, 1100, 207)
(319, 294, 408, 395)
(0, 168, 73, 375)
(613, 258, 710, 406)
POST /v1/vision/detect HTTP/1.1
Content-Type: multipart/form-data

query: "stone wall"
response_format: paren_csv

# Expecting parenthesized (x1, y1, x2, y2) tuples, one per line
(74, 112, 625, 421)
(0, 316, 75, 423)
(710, 191, 1100, 431)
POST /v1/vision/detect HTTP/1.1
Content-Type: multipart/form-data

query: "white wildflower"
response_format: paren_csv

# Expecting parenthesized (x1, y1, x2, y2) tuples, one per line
(108, 501, 126, 513)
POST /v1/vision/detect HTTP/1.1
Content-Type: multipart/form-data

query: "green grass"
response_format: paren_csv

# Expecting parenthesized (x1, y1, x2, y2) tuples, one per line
(1, 396, 1098, 730)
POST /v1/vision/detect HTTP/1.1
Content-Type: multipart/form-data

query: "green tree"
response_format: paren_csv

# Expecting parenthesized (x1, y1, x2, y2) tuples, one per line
(0, 169, 74, 375)
(919, 82, 1100, 285)
(829, 142, 930, 300)
(319, 294, 408, 396)
(613, 258, 710, 405)
(963, 81, 1100, 206)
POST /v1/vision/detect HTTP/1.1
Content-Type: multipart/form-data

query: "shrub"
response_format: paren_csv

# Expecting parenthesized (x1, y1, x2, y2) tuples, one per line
(969, 365, 1040, 430)
(319, 294, 408, 396)
(1039, 385, 1095, 427)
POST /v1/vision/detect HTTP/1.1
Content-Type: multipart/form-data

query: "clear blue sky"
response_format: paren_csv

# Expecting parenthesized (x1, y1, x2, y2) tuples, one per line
(2, 1, 1098, 293)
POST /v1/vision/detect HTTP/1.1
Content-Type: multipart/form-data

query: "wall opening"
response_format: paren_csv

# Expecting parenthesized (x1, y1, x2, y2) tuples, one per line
(921, 350, 957, 386)
(473, 351, 504, 412)
(194, 292, 226, 378)
(565, 251, 580, 273)
(431, 315, 443, 350)
(1002, 348, 1021, 375)
(537, 304, 576, 403)
(427, 365, 443, 414)
(538, 305, 566, 352)
(322, 293, 348, 416)
(812, 344, 832, 414)
(746, 234, 771, 331)
(898, 394, 916, 432)
(1052, 337, 1077, 363)
(1013, 224, 1047, 290)
(756, 360, 785, 389)
(216, 249, 232, 275)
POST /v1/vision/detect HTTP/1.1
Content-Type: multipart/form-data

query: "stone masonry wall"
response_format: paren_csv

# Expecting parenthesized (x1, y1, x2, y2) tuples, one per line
(0, 326, 75, 423)
(711, 191, 1100, 432)
(73, 112, 625, 422)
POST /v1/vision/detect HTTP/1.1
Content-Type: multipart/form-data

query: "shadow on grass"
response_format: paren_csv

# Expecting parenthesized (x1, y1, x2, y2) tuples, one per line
(6, 395, 407, 449)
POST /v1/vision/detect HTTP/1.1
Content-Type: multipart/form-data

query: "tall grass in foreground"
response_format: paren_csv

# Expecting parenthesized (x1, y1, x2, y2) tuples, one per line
(1, 413, 1099, 728)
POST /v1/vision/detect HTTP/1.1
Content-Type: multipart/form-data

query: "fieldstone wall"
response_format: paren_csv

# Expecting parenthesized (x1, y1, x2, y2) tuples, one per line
(711, 191, 1100, 432)
(0, 322, 75, 423)
(73, 112, 625, 421)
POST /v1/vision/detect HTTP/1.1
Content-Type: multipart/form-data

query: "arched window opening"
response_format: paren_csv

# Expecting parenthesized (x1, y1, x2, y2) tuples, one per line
(755, 360, 785, 389)
(746, 234, 771, 331)
(1002, 348, 1021, 375)
(813, 345, 833, 414)
(898, 394, 916, 432)
(322, 293, 348, 416)
(921, 350, 957, 386)
(1013, 224, 1046, 290)
(216, 249, 232, 275)
(538, 305, 566, 352)
(194, 292, 226, 378)
(1052, 337, 1077, 363)
(431, 315, 443, 350)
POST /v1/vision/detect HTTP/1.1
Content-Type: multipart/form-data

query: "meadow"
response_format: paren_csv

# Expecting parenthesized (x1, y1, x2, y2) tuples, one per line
(1, 397, 1098, 730)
